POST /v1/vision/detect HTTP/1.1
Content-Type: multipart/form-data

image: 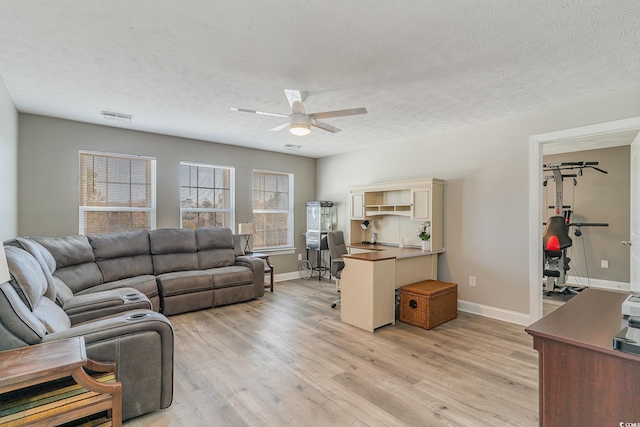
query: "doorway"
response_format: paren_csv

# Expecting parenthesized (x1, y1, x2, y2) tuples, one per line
(529, 117, 640, 323)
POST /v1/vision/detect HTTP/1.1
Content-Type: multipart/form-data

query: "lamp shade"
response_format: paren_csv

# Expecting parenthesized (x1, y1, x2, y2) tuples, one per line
(361, 220, 370, 230)
(0, 245, 10, 284)
(238, 222, 256, 235)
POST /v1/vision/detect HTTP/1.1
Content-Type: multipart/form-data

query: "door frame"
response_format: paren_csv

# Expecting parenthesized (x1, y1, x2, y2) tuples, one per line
(529, 117, 640, 323)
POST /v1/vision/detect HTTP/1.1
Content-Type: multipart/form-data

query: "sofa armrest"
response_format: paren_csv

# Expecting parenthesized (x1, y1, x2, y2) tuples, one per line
(235, 256, 265, 298)
(43, 310, 174, 420)
(62, 288, 152, 325)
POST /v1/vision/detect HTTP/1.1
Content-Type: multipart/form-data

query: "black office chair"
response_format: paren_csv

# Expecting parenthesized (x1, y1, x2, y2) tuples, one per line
(327, 230, 347, 309)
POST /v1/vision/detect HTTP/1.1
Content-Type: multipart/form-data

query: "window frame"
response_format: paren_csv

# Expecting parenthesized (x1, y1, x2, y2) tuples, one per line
(179, 161, 235, 231)
(252, 169, 294, 251)
(78, 150, 157, 234)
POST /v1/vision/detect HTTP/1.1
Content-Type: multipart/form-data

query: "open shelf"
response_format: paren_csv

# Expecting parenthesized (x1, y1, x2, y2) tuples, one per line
(365, 204, 412, 216)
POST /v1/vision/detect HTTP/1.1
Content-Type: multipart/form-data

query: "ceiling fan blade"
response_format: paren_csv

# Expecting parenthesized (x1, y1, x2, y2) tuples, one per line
(231, 107, 289, 118)
(284, 89, 306, 115)
(309, 107, 368, 120)
(270, 122, 290, 131)
(311, 119, 342, 133)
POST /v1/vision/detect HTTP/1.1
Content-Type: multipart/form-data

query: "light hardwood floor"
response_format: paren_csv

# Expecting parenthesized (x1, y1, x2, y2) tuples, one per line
(125, 279, 544, 427)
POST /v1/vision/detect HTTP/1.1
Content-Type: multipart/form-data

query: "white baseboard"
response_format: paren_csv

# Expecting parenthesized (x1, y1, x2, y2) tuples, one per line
(565, 276, 630, 291)
(273, 271, 302, 282)
(275, 275, 533, 325)
(457, 299, 531, 326)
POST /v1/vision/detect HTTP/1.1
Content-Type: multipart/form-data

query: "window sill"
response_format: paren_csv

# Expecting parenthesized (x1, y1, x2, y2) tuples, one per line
(251, 247, 296, 256)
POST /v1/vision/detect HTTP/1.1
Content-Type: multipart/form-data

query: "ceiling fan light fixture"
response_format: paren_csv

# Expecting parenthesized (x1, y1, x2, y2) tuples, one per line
(290, 124, 311, 136)
(289, 113, 311, 136)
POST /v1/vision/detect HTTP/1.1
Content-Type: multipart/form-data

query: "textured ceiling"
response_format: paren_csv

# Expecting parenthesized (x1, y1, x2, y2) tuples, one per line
(0, 1, 638, 158)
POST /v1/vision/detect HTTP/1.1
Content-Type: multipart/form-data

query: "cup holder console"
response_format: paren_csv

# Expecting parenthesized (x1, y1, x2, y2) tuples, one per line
(126, 313, 151, 321)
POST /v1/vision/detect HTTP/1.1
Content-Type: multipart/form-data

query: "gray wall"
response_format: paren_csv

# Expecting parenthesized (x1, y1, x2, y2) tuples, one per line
(0, 75, 18, 241)
(317, 87, 640, 316)
(544, 145, 630, 283)
(17, 114, 316, 273)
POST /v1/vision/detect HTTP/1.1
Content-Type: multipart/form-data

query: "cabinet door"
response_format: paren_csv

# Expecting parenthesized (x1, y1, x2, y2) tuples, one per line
(351, 192, 365, 220)
(411, 187, 431, 220)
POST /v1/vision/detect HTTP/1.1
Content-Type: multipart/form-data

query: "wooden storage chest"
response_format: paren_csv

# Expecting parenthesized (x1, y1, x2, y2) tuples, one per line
(399, 280, 457, 329)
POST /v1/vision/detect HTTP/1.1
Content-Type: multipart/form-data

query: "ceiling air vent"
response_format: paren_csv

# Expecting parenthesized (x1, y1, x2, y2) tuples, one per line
(284, 144, 302, 151)
(101, 111, 132, 123)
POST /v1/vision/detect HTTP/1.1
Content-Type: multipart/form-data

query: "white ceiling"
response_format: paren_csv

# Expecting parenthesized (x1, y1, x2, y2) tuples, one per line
(0, 1, 638, 158)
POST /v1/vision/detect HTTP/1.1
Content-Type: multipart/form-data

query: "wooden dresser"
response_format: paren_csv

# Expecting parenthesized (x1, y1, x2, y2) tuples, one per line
(525, 289, 640, 426)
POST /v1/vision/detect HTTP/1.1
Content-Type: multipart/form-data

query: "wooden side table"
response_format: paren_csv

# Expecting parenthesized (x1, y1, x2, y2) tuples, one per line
(0, 337, 122, 426)
(247, 252, 275, 292)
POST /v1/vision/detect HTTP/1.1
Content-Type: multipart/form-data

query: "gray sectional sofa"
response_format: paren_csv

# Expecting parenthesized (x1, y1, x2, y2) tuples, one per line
(0, 226, 266, 421)
(28, 227, 265, 316)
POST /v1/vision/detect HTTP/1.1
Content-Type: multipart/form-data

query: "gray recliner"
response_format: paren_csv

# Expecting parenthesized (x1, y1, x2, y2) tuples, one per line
(327, 230, 347, 309)
(0, 245, 174, 421)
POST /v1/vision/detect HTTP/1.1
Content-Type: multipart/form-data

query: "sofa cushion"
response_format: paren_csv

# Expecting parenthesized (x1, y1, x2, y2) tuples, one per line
(97, 255, 154, 283)
(32, 297, 71, 333)
(156, 270, 213, 297)
(88, 230, 151, 259)
(16, 238, 57, 302)
(31, 235, 104, 293)
(152, 253, 199, 275)
(198, 249, 236, 269)
(209, 266, 253, 289)
(150, 228, 197, 254)
(194, 225, 236, 269)
(4, 246, 47, 311)
(53, 263, 104, 294)
(31, 235, 95, 268)
(195, 227, 234, 250)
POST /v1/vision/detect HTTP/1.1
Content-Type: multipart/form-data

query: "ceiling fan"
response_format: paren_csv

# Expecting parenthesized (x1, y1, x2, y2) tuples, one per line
(231, 89, 367, 136)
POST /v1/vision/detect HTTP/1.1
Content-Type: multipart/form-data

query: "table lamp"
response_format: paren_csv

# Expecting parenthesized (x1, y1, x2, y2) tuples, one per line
(0, 245, 10, 284)
(237, 222, 256, 253)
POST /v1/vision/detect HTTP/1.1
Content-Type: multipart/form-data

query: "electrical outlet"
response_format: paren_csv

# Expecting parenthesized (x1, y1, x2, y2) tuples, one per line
(469, 276, 476, 287)
(601, 260, 609, 268)
(297, 253, 302, 261)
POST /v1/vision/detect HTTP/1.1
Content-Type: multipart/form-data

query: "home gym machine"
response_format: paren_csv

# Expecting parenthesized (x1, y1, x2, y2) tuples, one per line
(542, 161, 609, 293)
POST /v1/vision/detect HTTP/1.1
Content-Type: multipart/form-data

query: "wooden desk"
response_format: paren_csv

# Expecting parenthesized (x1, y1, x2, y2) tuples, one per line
(525, 289, 640, 426)
(247, 252, 275, 292)
(0, 337, 122, 426)
(340, 244, 440, 332)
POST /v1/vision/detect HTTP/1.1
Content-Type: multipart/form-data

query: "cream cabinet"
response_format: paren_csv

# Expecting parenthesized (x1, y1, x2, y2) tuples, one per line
(411, 187, 431, 220)
(350, 192, 365, 220)
(349, 178, 444, 251)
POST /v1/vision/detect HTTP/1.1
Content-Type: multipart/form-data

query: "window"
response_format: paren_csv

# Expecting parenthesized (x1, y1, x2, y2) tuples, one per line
(252, 169, 294, 250)
(180, 162, 234, 230)
(79, 151, 156, 234)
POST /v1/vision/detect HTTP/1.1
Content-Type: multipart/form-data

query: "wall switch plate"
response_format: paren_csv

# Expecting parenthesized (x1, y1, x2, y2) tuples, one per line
(601, 260, 609, 268)
(469, 276, 476, 287)
(298, 253, 302, 261)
